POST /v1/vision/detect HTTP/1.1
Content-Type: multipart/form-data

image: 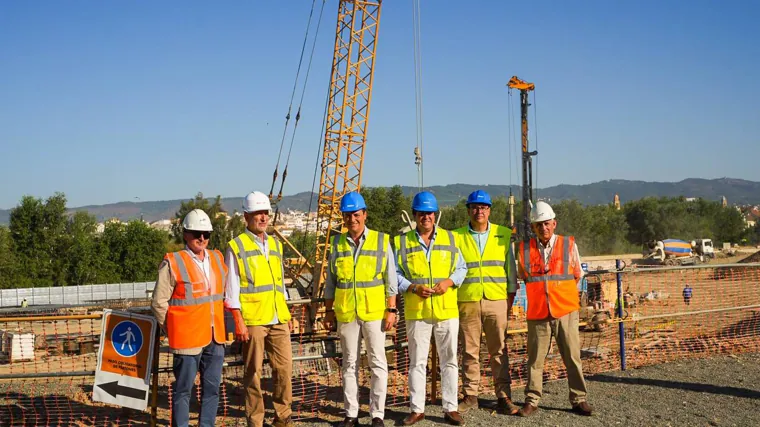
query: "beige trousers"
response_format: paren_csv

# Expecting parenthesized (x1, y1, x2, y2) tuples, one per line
(524, 310, 587, 406)
(338, 319, 388, 419)
(458, 299, 512, 398)
(242, 323, 293, 427)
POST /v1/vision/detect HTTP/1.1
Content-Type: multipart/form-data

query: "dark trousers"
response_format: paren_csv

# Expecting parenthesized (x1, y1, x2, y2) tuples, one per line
(172, 341, 225, 427)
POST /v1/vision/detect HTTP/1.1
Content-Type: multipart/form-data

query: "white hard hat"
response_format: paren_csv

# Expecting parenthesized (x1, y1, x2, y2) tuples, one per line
(530, 201, 556, 223)
(182, 209, 213, 231)
(243, 191, 271, 213)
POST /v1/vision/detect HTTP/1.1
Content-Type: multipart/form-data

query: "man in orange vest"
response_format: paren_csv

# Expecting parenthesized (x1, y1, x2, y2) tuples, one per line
(515, 201, 593, 417)
(151, 209, 228, 427)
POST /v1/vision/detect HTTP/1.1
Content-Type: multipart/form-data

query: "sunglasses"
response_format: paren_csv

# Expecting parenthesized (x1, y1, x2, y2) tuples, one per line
(187, 230, 211, 240)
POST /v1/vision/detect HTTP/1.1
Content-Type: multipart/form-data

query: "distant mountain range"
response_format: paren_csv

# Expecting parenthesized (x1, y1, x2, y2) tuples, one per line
(1, 178, 758, 225)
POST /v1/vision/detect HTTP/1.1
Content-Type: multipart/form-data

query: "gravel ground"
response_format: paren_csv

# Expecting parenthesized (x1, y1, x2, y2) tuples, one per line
(305, 354, 760, 427)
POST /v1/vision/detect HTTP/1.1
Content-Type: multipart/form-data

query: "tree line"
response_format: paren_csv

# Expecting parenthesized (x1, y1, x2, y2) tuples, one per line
(0, 188, 757, 289)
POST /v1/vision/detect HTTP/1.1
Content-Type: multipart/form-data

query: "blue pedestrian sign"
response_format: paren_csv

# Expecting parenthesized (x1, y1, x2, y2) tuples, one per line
(111, 320, 143, 357)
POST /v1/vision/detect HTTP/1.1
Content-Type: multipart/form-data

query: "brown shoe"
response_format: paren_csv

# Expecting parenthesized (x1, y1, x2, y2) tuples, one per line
(444, 411, 465, 426)
(403, 412, 425, 426)
(496, 397, 519, 415)
(572, 401, 593, 416)
(458, 395, 478, 413)
(517, 403, 538, 417)
(273, 416, 294, 427)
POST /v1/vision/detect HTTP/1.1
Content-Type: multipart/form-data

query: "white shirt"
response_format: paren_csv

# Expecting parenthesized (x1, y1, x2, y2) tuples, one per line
(535, 234, 584, 281)
(224, 230, 289, 325)
(186, 247, 211, 288)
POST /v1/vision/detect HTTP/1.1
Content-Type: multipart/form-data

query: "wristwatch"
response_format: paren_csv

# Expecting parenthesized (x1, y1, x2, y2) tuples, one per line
(386, 307, 398, 314)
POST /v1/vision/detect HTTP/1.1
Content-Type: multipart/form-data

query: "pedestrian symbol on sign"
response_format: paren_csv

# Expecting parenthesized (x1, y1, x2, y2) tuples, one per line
(111, 320, 143, 357)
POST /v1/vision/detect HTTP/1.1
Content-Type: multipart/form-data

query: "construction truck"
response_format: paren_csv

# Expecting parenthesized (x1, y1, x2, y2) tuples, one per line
(643, 238, 714, 266)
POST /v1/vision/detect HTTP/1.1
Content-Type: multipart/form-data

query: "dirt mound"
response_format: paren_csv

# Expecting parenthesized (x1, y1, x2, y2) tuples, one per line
(738, 250, 760, 263)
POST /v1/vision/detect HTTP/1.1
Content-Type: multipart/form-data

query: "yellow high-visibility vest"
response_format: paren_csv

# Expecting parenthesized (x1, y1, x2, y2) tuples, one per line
(331, 229, 389, 323)
(453, 223, 512, 302)
(228, 232, 291, 326)
(395, 228, 459, 321)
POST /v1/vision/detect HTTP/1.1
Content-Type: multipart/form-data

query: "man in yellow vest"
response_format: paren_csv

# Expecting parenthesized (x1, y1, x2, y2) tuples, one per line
(515, 201, 592, 417)
(152, 209, 228, 427)
(453, 190, 519, 415)
(323, 191, 398, 427)
(225, 191, 293, 427)
(395, 192, 467, 426)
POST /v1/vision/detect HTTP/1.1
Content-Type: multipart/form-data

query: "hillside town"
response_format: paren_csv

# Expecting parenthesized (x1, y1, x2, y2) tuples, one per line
(94, 209, 325, 236)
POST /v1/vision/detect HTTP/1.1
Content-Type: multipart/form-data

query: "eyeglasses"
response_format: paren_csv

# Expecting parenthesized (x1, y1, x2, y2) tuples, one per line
(414, 211, 435, 217)
(188, 230, 211, 240)
(469, 206, 490, 212)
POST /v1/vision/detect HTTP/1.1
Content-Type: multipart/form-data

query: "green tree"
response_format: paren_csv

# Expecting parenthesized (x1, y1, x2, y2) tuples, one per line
(9, 193, 69, 287)
(61, 212, 116, 285)
(361, 186, 412, 235)
(0, 226, 21, 289)
(102, 220, 167, 282)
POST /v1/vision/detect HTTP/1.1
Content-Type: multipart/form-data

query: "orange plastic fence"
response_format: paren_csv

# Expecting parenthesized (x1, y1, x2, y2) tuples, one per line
(1, 264, 759, 425)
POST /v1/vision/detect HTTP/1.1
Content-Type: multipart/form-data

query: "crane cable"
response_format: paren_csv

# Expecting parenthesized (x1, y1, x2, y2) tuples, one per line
(532, 90, 539, 200)
(412, 0, 425, 191)
(269, 0, 321, 201)
(276, 0, 328, 205)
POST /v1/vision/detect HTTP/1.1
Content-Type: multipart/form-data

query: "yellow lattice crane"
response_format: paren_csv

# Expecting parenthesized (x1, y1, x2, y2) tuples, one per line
(309, 0, 382, 298)
(272, 1, 382, 300)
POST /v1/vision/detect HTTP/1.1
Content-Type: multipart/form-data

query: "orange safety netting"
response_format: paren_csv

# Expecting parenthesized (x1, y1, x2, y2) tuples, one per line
(1, 264, 759, 425)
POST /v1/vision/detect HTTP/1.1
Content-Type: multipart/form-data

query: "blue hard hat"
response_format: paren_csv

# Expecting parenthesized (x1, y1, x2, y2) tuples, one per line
(340, 191, 367, 212)
(412, 191, 439, 212)
(466, 190, 492, 206)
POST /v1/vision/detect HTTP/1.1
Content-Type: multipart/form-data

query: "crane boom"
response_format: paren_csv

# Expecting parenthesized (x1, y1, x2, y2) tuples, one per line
(312, 0, 382, 298)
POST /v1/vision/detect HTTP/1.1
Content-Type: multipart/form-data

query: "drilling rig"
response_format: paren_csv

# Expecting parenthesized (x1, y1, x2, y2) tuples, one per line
(507, 76, 536, 240)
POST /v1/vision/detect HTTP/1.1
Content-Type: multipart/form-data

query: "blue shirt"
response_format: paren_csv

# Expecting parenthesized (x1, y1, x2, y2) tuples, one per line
(396, 227, 468, 294)
(683, 286, 693, 299)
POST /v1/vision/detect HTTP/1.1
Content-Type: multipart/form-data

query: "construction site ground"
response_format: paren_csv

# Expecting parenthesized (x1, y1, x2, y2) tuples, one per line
(327, 353, 759, 427)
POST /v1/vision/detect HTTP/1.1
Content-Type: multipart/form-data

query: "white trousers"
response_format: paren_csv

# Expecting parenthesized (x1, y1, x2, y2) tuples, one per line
(338, 319, 388, 419)
(407, 318, 459, 413)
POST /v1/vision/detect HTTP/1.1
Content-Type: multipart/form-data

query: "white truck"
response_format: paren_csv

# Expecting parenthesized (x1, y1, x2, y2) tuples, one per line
(643, 238, 714, 266)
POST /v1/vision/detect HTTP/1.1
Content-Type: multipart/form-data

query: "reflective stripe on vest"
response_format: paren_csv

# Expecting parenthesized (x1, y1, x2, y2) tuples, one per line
(165, 249, 227, 350)
(453, 224, 512, 302)
(518, 235, 580, 320)
(228, 233, 291, 326)
(332, 229, 388, 323)
(396, 229, 459, 321)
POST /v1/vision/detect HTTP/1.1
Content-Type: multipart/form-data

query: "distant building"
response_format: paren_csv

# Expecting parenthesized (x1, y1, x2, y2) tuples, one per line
(150, 219, 173, 232)
(721, 196, 728, 207)
(613, 194, 621, 210)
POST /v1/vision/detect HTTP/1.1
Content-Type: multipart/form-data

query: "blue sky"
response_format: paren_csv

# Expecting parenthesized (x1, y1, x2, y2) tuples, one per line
(1, 0, 758, 209)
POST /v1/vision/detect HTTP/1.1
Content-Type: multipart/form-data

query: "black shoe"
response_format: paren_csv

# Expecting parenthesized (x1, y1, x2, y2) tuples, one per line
(338, 417, 360, 427)
(371, 417, 384, 427)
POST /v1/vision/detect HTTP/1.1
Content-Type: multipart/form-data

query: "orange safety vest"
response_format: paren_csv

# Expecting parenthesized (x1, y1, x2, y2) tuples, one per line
(165, 249, 228, 350)
(518, 235, 581, 320)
